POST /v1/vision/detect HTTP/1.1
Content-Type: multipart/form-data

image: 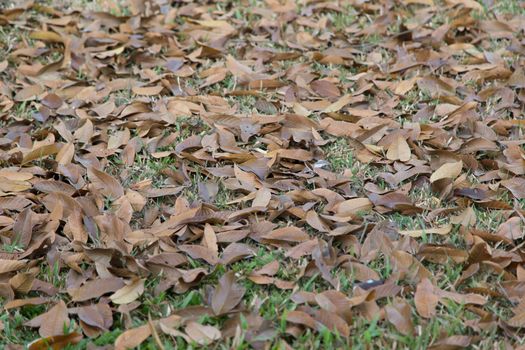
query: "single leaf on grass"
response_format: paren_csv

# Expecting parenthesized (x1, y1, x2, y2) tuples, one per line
(179, 244, 219, 265)
(9, 272, 35, 293)
(110, 278, 145, 304)
(115, 325, 151, 350)
(315, 290, 352, 323)
(428, 335, 472, 349)
(314, 309, 350, 337)
(285, 310, 317, 329)
(39, 300, 70, 337)
(430, 161, 463, 183)
(385, 299, 414, 335)
(211, 271, 245, 315)
(414, 278, 439, 318)
(28, 332, 83, 350)
(219, 242, 255, 265)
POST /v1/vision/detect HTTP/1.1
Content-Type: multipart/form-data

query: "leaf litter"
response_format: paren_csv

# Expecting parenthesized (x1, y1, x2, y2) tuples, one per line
(0, 0, 525, 348)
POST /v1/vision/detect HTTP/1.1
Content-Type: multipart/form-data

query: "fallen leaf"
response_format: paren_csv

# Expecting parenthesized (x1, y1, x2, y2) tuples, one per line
(386, 136, 411, 162)
(211, 271, 245, 315)
(110, 278, 145, 305)
(398, 224, 452, 238)
(28, 333, 83, 350)
(115, 325, 151, 350)
(430, 161, 463, 183)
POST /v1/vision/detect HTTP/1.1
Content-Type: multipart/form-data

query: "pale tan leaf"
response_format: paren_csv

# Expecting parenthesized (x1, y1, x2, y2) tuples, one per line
(110, 278, 145, 304)
(430, 161, 463, 183)
(386, 136, 411, 162)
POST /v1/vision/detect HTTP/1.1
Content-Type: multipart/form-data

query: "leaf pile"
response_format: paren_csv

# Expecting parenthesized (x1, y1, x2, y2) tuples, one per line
(0, 0, 525, 348)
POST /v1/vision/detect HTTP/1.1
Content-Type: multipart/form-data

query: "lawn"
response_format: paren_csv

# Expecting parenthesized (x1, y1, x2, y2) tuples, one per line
(0, 0, 525, 349)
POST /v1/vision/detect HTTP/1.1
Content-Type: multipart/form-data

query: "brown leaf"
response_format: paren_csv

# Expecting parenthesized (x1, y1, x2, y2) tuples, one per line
(185, 321, 221, 345)
(385, 299, 414, 335)
(14, 84, 43, 101)
(110, 278, 145, 305)
(501, 178, 525, 199)
(28, 333, 82, 350)
(414, 279, 439, 318)
(87, 167, 124, 199)
(398, 224, 452, 238)
(69, 278, 125, 302)
(132, 85, 164, 96)
(311, 80, 341, 98)
(41, 93, 63, 109)
(428, 335, 471, 350)
(0, 196, 33, 211)
(286, 310, 317, 329)
(39, 301, 70, 337)
(211, 271, 245, 315)
(77, 303, 112, 330)
(115, 325, 151, 350)
(262, 226, 310, 243)
(334, 198, 373, 216)
(22, 144, 61, 164)
(386, 136, 411, 162)
(430, 161, 463, 183)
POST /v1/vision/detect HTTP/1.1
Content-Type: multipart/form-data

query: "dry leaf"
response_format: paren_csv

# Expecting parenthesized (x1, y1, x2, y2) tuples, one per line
(386, 136, 411, 162)
(211, 271, 245, 315)
(115, 325, 151, 350)
(110, 278, 145, 304)
(430, 161, 463, 183)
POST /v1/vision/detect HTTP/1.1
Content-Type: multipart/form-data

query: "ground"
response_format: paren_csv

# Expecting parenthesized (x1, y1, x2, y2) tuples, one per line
(0, 0, 525, 349)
